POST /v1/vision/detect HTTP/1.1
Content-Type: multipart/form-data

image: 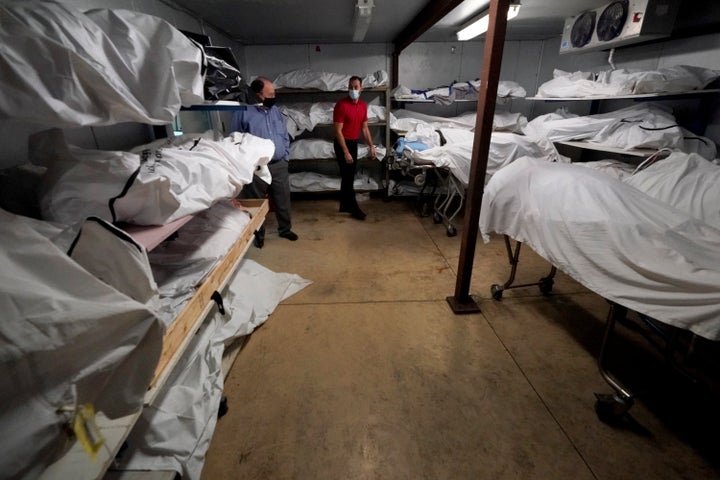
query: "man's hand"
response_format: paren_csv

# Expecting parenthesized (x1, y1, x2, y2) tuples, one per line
(369, 145, 377, 159)
(345, 151, 353, 164)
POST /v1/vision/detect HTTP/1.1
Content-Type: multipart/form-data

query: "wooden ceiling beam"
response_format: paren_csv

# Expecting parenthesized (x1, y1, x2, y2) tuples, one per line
(392, 0, 465, 54)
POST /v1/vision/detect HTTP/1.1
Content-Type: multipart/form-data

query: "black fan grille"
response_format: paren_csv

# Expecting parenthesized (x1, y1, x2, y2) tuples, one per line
(571, 11, 596, 48)
(597, 0, 629, 41)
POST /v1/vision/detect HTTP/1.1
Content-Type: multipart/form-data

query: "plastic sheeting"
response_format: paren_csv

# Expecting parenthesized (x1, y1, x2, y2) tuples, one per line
(149, 201, 253, 327)
(391, 80, 526, 104)
(0, 208, 163, 479)
(289, 171, 379, 192)
(479, 158, 720, 341)
(390, 109, 527, 134)
(0, 0, 204, 127)
(273, 69, 389, 91)
(523, 103, 717, 159)
(535, 65, 720, 98)
(279, 102, 386, 138)
(405, 129, 565, 186)
(117, 259, 311, 479)
(289, 138, 385, 161)
(33, 130, 274, 226)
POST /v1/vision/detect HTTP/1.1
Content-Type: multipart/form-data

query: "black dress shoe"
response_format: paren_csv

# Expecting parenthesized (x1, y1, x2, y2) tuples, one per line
(253, 234, 264, 248)
(351, 209, 366, 221)
(279, 230, 299, 241)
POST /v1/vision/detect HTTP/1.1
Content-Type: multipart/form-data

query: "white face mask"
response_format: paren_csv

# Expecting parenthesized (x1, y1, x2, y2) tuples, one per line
(349, 89, 360, 100)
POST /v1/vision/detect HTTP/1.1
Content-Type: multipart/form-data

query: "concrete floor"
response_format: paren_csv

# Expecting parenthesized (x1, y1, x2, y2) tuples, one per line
(203, 196, 720, 480)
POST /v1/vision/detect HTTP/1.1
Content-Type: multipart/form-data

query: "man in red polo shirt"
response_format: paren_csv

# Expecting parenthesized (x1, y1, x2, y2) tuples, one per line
(333, 75, 377, 220)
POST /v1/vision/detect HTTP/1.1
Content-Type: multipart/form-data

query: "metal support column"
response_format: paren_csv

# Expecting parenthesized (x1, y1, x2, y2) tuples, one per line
(447, 0, 511, 314)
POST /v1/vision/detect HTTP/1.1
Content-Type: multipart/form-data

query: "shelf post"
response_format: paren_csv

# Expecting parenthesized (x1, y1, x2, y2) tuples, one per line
(447, 0, 511, 314)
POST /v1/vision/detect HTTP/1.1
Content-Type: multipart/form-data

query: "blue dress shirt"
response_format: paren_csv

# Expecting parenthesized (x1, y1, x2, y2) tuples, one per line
(231, 106, 290, 162)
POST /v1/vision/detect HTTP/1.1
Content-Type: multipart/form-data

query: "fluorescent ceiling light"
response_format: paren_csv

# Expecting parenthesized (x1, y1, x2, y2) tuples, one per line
(456, 3, 521, 41)
(353, 0, 374, 42)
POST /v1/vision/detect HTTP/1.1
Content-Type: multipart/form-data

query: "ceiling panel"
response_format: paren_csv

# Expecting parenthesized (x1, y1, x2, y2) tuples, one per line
(170, 0, 720, 46)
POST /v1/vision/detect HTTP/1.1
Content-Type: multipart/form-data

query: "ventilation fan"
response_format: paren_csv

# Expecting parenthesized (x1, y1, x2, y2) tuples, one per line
(570, 11, 596, 48)
(597, 1, 629, 41)
(559, 0, 680, 54)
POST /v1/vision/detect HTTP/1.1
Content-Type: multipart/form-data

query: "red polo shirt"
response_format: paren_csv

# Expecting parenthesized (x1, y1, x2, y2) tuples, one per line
(333, 96, 368, 140)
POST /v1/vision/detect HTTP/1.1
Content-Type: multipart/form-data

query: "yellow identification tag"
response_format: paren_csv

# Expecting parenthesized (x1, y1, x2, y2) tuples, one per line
(72, 404, 104, 461)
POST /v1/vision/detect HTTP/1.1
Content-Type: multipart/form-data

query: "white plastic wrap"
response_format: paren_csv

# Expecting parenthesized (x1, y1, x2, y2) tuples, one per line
(117, 259, 311, 479)
(523, 103, 717, 159)
(289, 139, 385, 161)
(289, 171, 379, 192)
(34, 130, 273, 226)
(0, 0, 204, 127)
(0, 208, 163, 479)
(390, 109, 527, 134)
(405, 129, 565, 186)
(535, 65, 720, 98)
(280, 102, 386, 138)
(392, 80, 526, 103)
(479, 158, 720, 341)
(274, 68, 388, 91)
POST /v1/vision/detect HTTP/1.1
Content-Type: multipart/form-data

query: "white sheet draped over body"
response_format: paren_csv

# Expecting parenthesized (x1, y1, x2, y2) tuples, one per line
(479, 157, 720, 341)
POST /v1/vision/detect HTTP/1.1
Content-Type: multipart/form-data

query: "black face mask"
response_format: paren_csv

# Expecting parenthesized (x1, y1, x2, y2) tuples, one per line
(262, 97, 276, 108)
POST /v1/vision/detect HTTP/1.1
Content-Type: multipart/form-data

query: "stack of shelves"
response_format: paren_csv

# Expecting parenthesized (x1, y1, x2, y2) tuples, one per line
(277, 87, 390, 192)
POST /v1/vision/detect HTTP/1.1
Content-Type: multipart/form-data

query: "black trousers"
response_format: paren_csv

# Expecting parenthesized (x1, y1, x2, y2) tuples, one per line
(334, 138, 359, 211)
(241, 160, 292, 239)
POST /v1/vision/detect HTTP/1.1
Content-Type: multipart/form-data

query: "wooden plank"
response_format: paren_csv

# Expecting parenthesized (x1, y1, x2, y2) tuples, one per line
(148, 199, 268, 393)
(392, 0, 465, 54)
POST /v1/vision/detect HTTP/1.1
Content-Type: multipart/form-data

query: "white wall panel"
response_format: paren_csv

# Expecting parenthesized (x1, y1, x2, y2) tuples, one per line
(245, 45, 312, 82)
(244, 43, 388, 87)
(308, 43, 388, 78)
(397, 40, 542, 118)
(400, 42, 463, 89)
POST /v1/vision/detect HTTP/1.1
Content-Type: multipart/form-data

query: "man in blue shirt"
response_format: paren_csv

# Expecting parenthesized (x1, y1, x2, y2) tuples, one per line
(231, 77, 297, 246)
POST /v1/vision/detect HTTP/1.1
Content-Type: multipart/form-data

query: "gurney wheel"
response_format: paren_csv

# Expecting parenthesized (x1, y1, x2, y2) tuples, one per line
(433, 213, 442, 224)
(539, 278, 554, 295)
(446, 225, 457, 237)
(491, 284, 504, 300)
(594, 393, 633, 424)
